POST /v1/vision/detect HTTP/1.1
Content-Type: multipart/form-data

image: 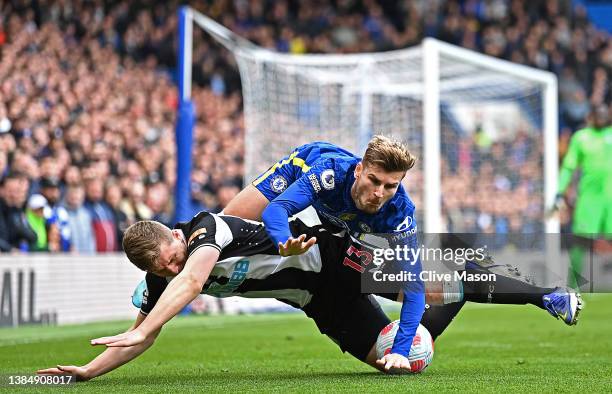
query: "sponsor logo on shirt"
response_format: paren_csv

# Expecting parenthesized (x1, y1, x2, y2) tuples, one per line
(395, 216, 413, 232)
(270, 175, 288, 193)
(207, 259, 250, 296)
(392, 216, 417, 241)
(308, 173, 322, 193)
(391, 227, 418, 242)
(320, 169, 335, 190)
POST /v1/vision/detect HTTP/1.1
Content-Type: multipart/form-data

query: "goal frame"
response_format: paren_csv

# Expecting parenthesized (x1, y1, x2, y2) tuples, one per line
(176, 6, 559, 236)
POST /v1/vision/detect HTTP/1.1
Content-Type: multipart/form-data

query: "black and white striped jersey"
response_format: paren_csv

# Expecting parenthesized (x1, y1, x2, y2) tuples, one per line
(140, 211, 350, 315)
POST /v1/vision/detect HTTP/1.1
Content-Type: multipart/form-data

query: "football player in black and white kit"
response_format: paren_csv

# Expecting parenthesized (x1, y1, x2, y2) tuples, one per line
(37, 211, 582, 381)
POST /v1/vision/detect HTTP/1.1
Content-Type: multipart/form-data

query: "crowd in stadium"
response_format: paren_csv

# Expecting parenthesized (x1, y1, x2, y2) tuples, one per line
(0, 0, 609, 252)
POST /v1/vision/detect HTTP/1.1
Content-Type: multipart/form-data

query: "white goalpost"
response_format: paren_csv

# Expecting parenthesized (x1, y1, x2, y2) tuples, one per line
(178, 7, 559, 239)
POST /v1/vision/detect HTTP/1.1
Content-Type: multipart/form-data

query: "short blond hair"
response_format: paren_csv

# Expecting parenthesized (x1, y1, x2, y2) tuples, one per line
(362, 135, 416, 172)
(122, 221, 173, 271)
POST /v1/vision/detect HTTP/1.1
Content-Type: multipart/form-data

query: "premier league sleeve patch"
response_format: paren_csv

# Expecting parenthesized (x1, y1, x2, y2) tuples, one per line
(320, 169, 335, 190)
(270, 175, 288, 193)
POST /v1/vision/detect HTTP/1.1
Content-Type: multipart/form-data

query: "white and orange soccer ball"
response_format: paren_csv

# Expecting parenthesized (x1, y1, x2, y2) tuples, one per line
(375, 321, 434, 373)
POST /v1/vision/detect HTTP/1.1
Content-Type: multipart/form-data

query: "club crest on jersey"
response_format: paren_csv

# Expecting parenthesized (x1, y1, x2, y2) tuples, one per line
(270, 175, 288, 193)
(320, 169, 335, 190)
(359, 222, 372, 233)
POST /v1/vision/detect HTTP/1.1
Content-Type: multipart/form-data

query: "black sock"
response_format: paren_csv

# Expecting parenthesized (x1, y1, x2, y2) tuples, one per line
(462, 265, 556, 309)
(420, 301, 466, 341)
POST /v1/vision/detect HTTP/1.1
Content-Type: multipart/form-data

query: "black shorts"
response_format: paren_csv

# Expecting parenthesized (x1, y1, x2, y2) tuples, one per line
(301, 241, 392, 362)
(294, 221, 392, 361)
(303, 293, 390, 361)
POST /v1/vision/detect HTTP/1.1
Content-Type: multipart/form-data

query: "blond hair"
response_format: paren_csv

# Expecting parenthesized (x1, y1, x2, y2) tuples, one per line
(362, 135, 416, 172)
(122, 221, 173, 271)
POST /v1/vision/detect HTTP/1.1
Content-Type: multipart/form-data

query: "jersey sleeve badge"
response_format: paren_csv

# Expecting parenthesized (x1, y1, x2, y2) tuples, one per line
(320, 169, 335, 190)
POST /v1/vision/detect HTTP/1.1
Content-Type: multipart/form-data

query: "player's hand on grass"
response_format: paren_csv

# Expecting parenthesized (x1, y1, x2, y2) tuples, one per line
(90, 328, 147, 347)
(376, 353, 411, 374)
(278, 234, 317, 257)
(37, 365, 90, 381)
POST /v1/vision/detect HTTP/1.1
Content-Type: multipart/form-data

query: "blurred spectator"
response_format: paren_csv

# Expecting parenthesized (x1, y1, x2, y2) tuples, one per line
(146, 181, 173, 227)
(63, 183, 96, 254)
(40, 177, 71, 251)
(216, 183, 240, 213)
(84, 178, 117, 252)
(119, 181, 152, 223)
(0, 182, 12, 251)
(0, 172, 37, 251)
(25, 193, 59, 252)
(105, 182, 129, 249)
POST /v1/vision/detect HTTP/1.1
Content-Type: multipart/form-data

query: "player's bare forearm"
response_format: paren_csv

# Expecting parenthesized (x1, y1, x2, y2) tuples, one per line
(130, 246, 220, 339)
(136, 274, 203, 336)
(90, 247, 218, 348)
(89, 279, 200, 348)
(83, 328, 160, 379)
(38, 313, 157, 381)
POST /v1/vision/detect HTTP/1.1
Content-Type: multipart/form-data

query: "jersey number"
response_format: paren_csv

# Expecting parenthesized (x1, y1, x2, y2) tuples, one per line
(342, 245, 373, 273)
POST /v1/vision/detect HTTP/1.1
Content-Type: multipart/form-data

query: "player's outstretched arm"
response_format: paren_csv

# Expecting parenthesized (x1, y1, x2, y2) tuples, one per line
(91, 246, 219, 347)
(37, 313, 159, 381)
(376, 214, 426, 372)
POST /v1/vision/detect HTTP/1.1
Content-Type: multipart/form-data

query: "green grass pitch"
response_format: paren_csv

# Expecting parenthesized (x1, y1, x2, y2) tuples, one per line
(1, 294, 611, 393)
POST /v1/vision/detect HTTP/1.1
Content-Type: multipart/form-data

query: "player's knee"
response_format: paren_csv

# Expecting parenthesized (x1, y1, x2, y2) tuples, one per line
(223, 185, 269, 220)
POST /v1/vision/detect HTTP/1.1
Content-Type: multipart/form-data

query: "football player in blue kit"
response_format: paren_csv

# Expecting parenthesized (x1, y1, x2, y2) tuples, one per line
(222, 136, 423, 372)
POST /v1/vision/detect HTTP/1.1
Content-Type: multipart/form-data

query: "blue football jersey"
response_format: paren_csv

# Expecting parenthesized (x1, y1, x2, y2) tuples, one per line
(254, 141, 418, 242)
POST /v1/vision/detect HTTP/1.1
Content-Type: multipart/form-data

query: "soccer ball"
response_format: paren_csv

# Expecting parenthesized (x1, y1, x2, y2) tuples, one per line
(375, 321, 434, 373)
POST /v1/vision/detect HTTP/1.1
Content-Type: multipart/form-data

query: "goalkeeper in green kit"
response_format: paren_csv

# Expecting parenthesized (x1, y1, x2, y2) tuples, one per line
(553, 105, 612, 288)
